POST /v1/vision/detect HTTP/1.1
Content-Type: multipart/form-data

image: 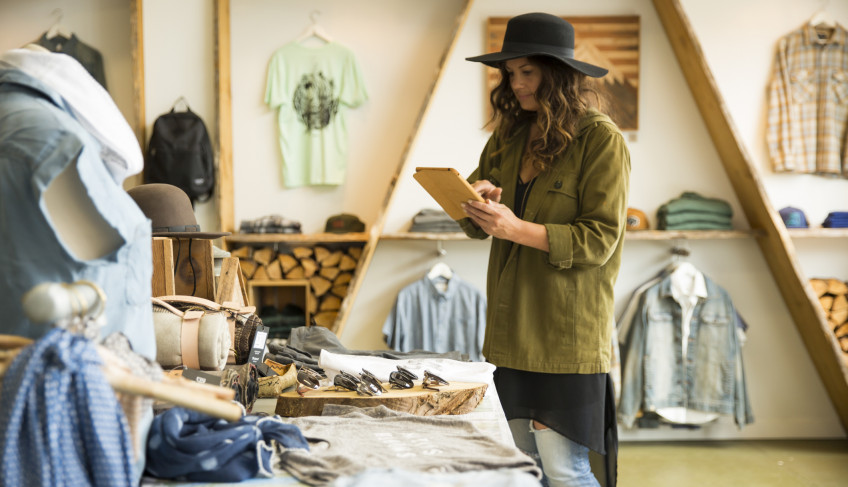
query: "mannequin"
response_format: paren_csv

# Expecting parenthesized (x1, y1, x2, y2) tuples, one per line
(0, 46, 154, 360)
(0, 45, 155, 486)
(44, 156, 123, 261)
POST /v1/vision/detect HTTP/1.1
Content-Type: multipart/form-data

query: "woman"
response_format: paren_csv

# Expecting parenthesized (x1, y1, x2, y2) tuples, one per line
(461, 13, 630, 487)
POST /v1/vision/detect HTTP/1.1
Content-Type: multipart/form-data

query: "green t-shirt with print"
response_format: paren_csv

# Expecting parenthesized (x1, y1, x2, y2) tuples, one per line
(265, 41, 368, 187)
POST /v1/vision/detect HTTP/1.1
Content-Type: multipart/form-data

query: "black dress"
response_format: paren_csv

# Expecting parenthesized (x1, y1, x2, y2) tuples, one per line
(497, 176, 618, 486)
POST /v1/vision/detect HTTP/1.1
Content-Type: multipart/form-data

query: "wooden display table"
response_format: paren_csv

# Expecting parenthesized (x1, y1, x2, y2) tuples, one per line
(275, 381, 487, 417)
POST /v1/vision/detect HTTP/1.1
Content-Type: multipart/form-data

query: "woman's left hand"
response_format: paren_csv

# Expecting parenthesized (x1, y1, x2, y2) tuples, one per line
(462, 199, 522, 240)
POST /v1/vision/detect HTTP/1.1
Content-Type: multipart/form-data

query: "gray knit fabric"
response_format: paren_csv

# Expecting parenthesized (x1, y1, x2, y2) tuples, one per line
(276, 405, 541, 485)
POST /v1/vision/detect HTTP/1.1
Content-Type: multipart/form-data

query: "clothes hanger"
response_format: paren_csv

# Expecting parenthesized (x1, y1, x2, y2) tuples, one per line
(809, 1, 836, 29)
(15, 281, 243, 421)
(171, 95, 191, 112)
(427, 240, 453, 282)
(428, 262, 453, 281)
(665, 242, 691, 274)
(296, 10, 333, 44)
(45, 8, 72, 40)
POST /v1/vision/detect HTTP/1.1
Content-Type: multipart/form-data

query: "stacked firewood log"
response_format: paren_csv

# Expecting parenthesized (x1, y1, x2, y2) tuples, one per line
(230, 244, 362, 328)
(810, 278, 848, 355)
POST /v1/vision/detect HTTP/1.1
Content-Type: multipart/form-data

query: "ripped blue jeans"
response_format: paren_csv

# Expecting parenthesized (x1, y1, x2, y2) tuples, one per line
(508, 419, 600, 487)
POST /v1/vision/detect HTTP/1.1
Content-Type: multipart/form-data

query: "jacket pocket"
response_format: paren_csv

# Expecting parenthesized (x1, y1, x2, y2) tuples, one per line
(693, 313, 736, 400)
(790, 69, 816, 103)
(832, 70, 848, 103)
(538, 176, 579, 224)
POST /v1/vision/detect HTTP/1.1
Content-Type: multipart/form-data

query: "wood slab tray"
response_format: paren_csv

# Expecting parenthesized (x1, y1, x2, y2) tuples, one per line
(275, 381, 487, 417)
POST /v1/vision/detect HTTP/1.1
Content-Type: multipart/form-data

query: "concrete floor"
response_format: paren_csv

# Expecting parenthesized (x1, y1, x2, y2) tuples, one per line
(617, 440, 848, 487)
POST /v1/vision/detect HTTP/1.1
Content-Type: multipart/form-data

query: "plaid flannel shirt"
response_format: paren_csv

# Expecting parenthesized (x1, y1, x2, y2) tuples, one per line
(766, 23, 848, 176)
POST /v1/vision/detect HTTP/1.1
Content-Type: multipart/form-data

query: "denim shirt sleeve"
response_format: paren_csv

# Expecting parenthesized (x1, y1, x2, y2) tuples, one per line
(618, 292, 649, 428)
(735, 330, 755, 428)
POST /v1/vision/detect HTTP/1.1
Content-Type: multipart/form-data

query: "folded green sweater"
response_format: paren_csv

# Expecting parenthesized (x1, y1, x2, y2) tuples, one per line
(657, 192, 733, 218)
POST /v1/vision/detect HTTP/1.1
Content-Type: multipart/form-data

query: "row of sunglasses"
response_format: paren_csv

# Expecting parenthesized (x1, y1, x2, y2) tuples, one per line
(296, 366, 450, 397)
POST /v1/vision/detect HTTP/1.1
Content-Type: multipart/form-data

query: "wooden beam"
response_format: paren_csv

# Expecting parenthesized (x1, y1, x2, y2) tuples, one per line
(215, 0, 235, 234)
(151, 237, 175, 297)
(127, 0, 146, 190)
(653, 0, 848, 432)
(333, 0, 475, 336)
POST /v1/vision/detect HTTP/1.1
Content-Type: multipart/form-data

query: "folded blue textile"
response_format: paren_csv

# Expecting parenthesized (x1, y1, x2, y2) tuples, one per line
(0, 328, 135, 486)
(145, 408, 308, 482)
(823, 211, 848, 228)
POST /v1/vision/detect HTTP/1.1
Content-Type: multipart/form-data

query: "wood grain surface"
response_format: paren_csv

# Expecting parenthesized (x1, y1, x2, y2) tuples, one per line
(275, 381, 487, 417)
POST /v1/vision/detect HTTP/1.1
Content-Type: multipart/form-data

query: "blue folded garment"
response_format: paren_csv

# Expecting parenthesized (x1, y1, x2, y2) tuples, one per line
(823, 211, 848, 228)
(145, 408, 309, 482)
(0, 328, 135, 486)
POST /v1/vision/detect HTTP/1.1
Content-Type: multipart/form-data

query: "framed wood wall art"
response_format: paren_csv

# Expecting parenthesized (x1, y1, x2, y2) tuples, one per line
(484, 15, 640, 131)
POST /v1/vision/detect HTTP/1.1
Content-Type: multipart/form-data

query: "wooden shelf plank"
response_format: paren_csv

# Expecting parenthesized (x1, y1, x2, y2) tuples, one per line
(381, 230, 762, 241)
(226, 232, 368, 244)
(787, 228, 848, 239)
(625, 229, 761, 240)
(247, 279, 309, 287)
(381, 232, 471, 241)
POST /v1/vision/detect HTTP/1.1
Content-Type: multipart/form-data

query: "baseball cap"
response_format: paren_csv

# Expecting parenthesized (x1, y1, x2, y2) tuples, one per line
(325, 213, 366, 233)
(778, 206, 808, 229)
(626, 207, 649, 230)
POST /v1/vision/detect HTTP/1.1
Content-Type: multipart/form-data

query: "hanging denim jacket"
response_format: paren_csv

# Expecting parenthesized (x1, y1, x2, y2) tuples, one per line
(618, 271, 754, 429)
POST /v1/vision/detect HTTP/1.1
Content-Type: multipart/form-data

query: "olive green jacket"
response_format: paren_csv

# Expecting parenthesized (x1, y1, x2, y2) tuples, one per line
(460, 109, 630, 374)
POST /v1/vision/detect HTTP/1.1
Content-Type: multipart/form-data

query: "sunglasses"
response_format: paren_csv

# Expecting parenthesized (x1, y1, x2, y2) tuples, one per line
(422, 369, 449, 392)
(296, 367, 323, 397)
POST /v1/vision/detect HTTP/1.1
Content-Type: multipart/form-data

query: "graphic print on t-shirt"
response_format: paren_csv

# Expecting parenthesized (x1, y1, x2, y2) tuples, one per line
(293, 71, 339, 131)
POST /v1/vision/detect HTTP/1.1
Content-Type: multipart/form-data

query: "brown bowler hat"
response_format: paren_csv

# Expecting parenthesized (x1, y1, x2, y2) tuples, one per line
(127, 183, 230, 239)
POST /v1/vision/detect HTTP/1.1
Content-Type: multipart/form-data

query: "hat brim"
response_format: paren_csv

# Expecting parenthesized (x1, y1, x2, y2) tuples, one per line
(152, 231, 231, 239)
(466, 51, 608, 78)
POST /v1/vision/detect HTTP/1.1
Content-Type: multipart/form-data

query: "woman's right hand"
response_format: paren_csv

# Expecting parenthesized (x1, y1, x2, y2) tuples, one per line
(471, 179, 502, 203)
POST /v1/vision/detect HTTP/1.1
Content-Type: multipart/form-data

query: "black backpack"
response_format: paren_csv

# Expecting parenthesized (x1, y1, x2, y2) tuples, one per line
(145, 103, 214, 205)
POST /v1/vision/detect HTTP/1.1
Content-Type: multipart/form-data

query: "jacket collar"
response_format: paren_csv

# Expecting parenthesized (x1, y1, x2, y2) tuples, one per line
(503, 109, 611, 223)
(803, 22, 847, 46)
(659, 264, 710, 300)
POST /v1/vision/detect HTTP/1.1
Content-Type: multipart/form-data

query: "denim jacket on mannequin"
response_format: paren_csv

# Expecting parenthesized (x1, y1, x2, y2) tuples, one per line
(618, 271, 754, 429)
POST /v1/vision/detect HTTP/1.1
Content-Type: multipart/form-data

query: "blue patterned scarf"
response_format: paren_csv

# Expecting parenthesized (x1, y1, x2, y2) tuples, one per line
(0, 328, 135, 486)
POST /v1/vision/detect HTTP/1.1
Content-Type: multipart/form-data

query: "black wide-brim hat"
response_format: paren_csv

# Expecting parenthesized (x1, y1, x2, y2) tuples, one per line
(128, 183, 230, 239)
(466, 12, 608, 78)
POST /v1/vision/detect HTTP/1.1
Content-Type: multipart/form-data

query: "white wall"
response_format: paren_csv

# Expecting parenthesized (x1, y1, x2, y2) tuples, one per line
(4, 0, 847, 441)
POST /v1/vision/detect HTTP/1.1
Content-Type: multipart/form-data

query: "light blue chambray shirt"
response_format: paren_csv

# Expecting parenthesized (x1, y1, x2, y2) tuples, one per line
(382, 274, 487, 362)
(0, 66, 155, 360)
(618, 271, 754, 429)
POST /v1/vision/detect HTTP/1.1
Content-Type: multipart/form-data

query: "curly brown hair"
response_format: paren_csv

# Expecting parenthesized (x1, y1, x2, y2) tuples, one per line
(487, 56, 605, 171)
